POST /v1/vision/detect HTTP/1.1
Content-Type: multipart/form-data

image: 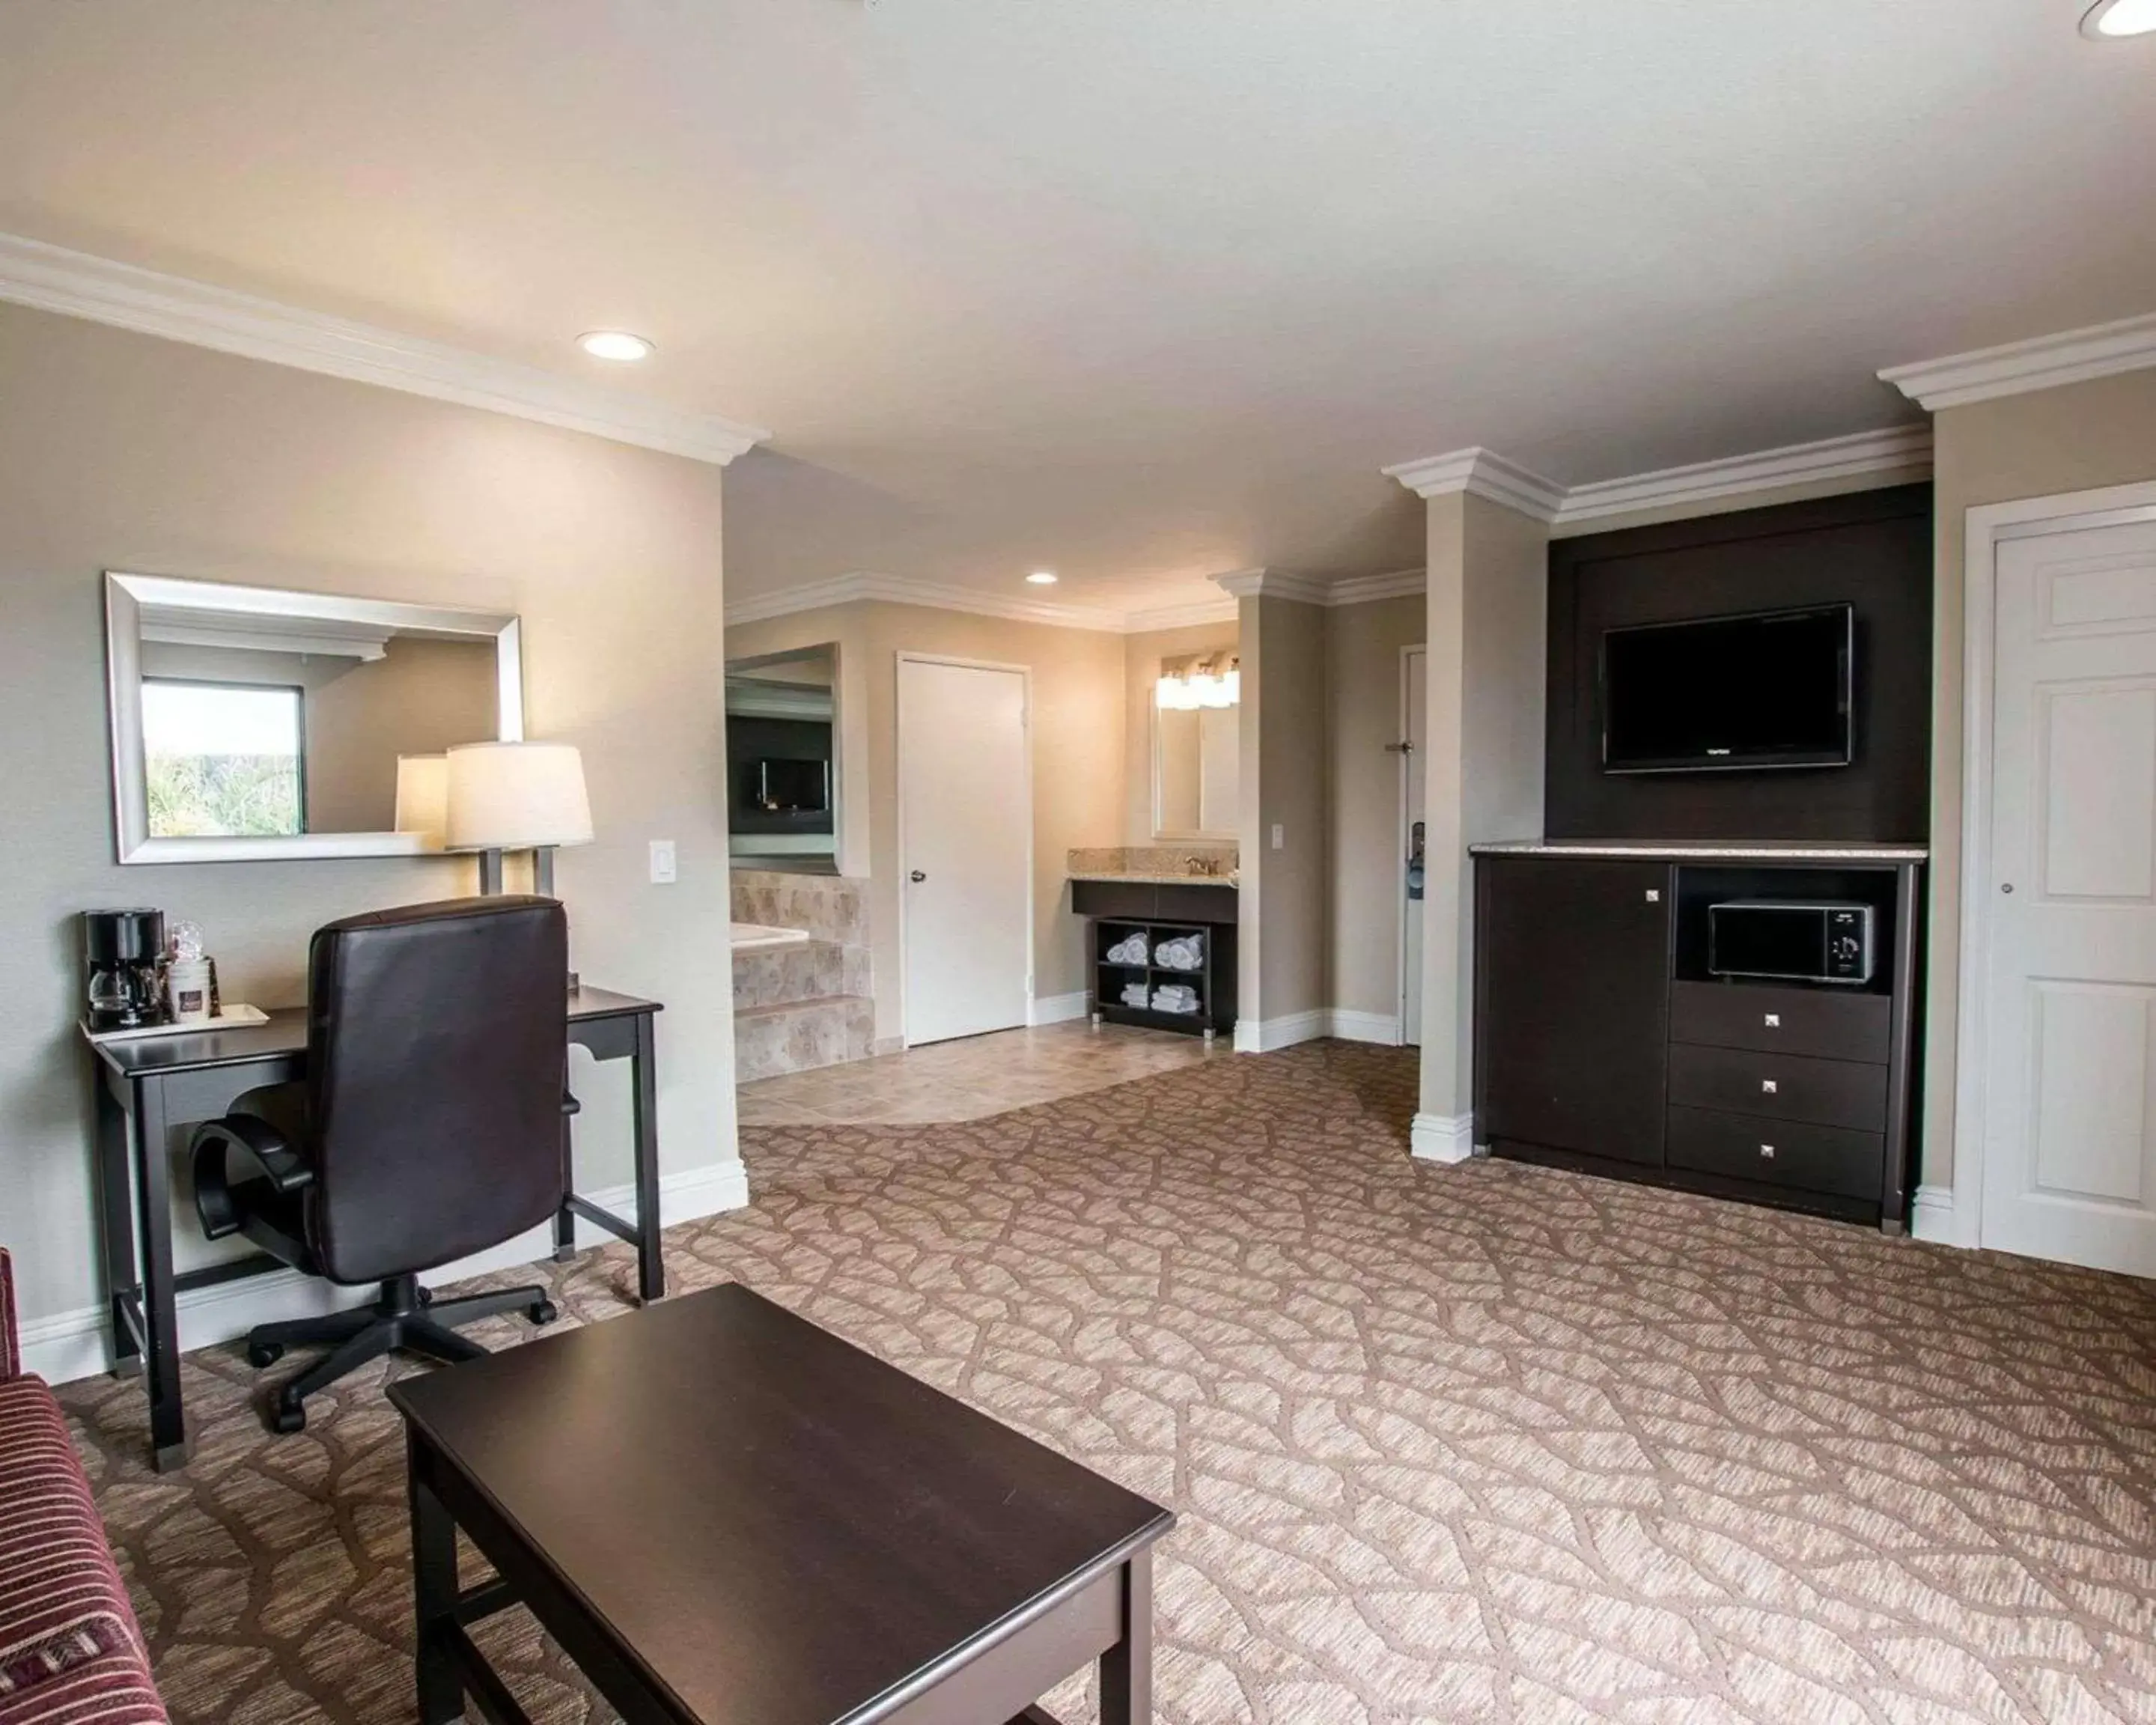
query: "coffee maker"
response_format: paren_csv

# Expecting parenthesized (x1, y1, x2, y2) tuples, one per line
(84, 909, 167, 1030)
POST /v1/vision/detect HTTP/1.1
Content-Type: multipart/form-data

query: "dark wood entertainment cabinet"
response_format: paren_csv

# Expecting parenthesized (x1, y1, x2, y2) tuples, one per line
(1472, 842, 1925, 1232)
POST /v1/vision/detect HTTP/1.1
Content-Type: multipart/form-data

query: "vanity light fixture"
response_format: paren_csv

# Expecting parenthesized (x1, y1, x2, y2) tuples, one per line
(1157, 651, 1240, 711)
(2083, 0, 2156, 34)
(1026, 571, 1059, 585)
(577, 330, 654, 362)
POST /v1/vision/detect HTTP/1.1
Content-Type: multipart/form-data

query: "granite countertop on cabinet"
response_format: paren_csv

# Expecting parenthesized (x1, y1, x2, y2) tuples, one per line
(1470, 839, 1929, 862)
(1067, 845, 1240, 888)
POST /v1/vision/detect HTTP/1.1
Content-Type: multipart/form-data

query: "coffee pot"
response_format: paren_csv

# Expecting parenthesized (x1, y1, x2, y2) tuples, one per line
(83, 909, 167, 1030)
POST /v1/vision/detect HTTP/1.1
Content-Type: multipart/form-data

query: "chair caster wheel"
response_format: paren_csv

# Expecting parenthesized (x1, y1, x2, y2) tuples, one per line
(527, 1300, 558, 1327)
(270, 1401, 307, 1435)
(247, 1340, 285, 1369)
(418, 1286, 435, 1306)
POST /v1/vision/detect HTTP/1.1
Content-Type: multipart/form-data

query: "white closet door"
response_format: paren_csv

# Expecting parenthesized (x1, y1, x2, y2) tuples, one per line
(1982, 517, 2156, 1274)
(898, 657, 1032, 1046)
(1402, 645, 1428, 1047)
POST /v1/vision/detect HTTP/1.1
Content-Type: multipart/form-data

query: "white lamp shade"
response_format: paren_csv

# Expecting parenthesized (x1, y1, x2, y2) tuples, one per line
(445, 741, 594, 851)
(393, 754, 449, 842)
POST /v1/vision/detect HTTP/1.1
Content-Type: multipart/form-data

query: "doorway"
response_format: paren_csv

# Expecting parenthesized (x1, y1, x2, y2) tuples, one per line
(1399, 644, 1428, 1046)
(898, 654, 1032, 1046)
(1964, 490, 2156, 1276)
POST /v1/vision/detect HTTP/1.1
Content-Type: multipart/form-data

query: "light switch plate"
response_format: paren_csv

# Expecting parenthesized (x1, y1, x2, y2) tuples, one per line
(1270, 824, 1285, 851)
(649, 839, 677, 884)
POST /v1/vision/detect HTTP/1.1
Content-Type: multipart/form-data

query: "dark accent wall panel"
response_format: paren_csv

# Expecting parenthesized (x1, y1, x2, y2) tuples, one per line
(1545, 484, 1932, 842)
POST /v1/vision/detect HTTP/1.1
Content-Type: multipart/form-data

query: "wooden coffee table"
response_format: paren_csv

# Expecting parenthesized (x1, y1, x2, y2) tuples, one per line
(389, 1283, 1174, 1724)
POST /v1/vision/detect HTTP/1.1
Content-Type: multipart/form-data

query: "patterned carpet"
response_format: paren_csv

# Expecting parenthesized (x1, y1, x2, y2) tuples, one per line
(55, 1041, 2156, 1724)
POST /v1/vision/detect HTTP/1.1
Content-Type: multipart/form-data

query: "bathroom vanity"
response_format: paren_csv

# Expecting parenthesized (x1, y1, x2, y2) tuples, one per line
(1071, 864, 1237, 1039)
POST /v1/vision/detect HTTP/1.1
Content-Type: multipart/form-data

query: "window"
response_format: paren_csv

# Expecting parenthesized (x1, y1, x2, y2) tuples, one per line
(141, 680, 305, 837)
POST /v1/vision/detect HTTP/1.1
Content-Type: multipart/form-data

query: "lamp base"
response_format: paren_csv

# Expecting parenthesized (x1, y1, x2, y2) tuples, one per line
(478, 850, 505, 895)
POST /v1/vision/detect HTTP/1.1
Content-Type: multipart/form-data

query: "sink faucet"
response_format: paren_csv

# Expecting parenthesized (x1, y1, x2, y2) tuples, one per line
(1189, 857, 1223, 877)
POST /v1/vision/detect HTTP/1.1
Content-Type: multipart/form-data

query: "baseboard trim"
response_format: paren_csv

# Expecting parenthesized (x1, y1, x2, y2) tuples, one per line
(1327, 1010, 1401, 1045)
(1028, 991, 1091, 1026)
(20, 1159, 749, 1387)
(1232, 1010, 1328, 1054)
(1910, 1183, 1965, 1247)
(1410, 1112, 1475, 1164)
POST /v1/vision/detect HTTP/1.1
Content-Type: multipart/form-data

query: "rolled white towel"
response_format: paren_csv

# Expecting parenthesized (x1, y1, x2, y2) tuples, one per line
(1106, 933, 1150, 966)
(1153, 933, 1205, 971)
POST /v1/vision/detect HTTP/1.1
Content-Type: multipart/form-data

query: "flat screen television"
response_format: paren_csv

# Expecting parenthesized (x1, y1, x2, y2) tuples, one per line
(752, 756, 831, 813)
(1601, 602, 1854, 773)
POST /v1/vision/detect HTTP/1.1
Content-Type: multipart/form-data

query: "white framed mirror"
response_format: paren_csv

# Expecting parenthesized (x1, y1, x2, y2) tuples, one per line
(1152, 651, 1240, 840)
(104, 571, 523, 864)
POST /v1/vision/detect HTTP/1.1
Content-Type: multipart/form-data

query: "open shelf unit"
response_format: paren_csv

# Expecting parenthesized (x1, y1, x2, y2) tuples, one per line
(1091, 919, 1229, 1038)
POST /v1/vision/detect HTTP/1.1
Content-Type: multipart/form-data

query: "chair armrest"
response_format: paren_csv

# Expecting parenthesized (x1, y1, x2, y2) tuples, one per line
(190, 1115, 315, 1242)
(0, 1247, 18, 1379)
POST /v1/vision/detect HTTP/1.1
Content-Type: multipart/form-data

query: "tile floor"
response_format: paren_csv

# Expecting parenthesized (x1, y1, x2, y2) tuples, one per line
(734, 1017, 1227, 1123)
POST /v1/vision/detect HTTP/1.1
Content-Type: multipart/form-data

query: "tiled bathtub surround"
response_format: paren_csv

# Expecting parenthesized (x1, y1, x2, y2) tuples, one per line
(1067, 843, 1238, 881)
(730, 871, 875, 1080)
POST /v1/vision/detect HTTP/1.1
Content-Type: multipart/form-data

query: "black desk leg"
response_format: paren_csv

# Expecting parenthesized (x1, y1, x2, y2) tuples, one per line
(553, 1112, 577, 1265)
(1099, 1548, 1153, 1725)
(409, 1434, 464, 1725)
(94, 1077, 142, 1380)
(632, 1013, 664, 1303)
(130, 1078, 189, 1472)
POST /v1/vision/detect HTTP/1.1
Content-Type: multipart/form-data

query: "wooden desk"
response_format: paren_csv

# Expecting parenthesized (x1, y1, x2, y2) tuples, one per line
(85, 985, 663, 1473)
(392, 1285, 1173, 1725)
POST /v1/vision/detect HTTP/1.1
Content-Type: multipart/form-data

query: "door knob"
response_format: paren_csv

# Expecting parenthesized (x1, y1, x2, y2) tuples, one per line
(910, 870, 927, 883)
(2001, 883, 2015, 894)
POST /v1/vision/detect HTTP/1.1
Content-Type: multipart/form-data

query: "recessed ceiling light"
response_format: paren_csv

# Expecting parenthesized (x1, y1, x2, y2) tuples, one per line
(578, 330, 654, 362)
(1026, 571, 1059, 585)
(2083, 0, 2156, 36)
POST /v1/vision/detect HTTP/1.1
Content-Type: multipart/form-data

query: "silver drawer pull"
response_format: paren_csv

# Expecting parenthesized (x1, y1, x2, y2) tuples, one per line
(1760, 1144, 1776, 1160)
(1763, 1013, 1781, 1029)
(1761, 1079, 1778, 1095)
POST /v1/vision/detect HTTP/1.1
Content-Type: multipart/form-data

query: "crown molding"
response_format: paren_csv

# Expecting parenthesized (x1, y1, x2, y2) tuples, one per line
(724, 572, 1133, 633)
(1552, 425, 1932, 528)
(0, 231, 770, 466)
(1881, 311, 2156, 412)
(1324, 567, 1428, 606)
(1383, 425, 1934, 532)
(1380, 447, 1566, 521)
(1123, 597, 1242, 631)
(1211, 568, 1332, 604)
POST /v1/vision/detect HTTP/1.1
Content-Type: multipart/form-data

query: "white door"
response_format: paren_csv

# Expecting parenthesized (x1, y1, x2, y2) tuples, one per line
(899, 657, 1032, 1046)
(1982, 517, 2156, 1274)
(1401, 645, 1428, 1047)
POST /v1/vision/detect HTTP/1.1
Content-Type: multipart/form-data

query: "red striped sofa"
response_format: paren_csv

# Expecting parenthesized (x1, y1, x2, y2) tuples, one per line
(0, 1250, 168, 1724)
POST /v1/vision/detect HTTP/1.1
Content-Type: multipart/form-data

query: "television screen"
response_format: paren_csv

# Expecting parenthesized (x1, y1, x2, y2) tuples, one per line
(1601, 603, 1853, 773)
(752, 756, 830, 812)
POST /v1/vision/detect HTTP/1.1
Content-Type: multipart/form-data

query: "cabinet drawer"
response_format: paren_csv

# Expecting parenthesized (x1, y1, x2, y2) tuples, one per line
(1152, 883, 1238, 924)
(1072, 879, 1158, 920)
(1669, 980, 1890, 1065)
(1668, 1043, 1889, 1132)
(1667, 1104, 1884, 1200)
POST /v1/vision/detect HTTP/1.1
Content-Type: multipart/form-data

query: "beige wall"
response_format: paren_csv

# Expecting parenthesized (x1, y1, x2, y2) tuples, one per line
(1122, 620, 1239, 844)
(1419, 493, 1549, 1124)
(1920, 369, 2156, 1192)
(1237, 594, 1330, 1029)
(305, 636, 499, 831)
(1327, 594, 1424, 1025)
(726, 602, 1127, 1041)
(0, 300, 741, 1332)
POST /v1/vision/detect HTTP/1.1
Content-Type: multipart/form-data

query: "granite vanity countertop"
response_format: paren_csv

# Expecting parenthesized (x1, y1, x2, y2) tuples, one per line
(1470, 839, 1929, 862)
(1068, 869, 1240, 886)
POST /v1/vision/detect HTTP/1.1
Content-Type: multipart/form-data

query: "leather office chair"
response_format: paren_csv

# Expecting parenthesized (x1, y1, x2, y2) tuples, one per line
(190, 896, 570, 1435)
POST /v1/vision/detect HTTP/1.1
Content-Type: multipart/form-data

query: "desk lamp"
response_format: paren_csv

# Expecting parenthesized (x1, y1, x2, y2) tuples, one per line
(445, 740, 593, 897)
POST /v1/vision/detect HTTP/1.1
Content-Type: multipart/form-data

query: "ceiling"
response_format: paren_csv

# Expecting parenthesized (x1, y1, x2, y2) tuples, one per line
(1, 1, 2151, 616)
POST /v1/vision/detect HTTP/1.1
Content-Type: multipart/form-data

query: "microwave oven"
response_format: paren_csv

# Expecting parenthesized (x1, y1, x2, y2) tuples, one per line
(1707, 901, 1875, 986)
